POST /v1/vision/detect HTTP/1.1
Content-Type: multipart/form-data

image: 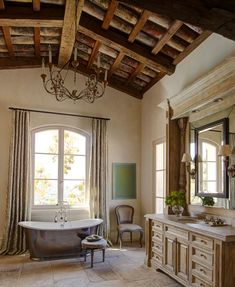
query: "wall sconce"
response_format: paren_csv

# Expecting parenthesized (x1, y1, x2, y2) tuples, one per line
(218, 144, 235, 177)
(181, 153, 196, 179)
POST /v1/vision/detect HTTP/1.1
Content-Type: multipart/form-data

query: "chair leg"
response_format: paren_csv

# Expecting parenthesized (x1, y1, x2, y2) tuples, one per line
(102, 248, 105, 262)
(120, 232, 123, 249)
(91, 249, 94, 268)
(140, 231, 143, 248)
(116, 230, 119, 244)
(130, 232, 132, 243)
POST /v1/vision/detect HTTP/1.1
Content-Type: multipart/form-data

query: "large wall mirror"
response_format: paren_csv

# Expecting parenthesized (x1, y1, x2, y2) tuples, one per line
(194, 118, 229, 198)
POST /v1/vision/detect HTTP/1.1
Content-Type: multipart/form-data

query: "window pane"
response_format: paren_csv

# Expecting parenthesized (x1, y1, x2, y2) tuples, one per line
(35, 130, 58, 154)
(156, 143, 164, 170)
(156, 171, 164, 197)
(64, 156, 85, 179)
(34, 179, 58, 205)
(64, 130, 86, 155)
(63, 180, 86, 206)
(202, 142, 217, 161)
(156, 198, 164, 214)
(202, 181, 216, 194)
(35, 154, 58, 179)
(202, 162, 216, 180)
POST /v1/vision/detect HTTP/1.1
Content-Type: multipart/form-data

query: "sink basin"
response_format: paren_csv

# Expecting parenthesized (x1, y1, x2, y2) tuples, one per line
(176, 217, 198, 223)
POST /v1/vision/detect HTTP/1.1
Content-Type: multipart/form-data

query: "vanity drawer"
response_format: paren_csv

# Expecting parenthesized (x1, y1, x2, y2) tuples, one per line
(152, 240, 163, 254)
(152, 232, 163, 242)
(165, 224, 189, 241)
(152, 220, 163, 232)
(152, 252, 163, 265)
(192, 275, 213, 287)
(192, 247, 214, 266)
(191, 234, 214, 251)
(192, 261, 213, 283)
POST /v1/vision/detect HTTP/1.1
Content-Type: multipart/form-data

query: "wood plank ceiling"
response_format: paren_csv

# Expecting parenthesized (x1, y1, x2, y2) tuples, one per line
(0, 0, 234, 99)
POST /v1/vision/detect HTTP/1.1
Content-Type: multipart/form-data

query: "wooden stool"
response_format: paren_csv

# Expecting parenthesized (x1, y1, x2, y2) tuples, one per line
(81, 238, 107, 268)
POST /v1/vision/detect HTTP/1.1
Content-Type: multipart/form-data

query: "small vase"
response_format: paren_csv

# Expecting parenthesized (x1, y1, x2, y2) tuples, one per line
(172, 205, 184, 217)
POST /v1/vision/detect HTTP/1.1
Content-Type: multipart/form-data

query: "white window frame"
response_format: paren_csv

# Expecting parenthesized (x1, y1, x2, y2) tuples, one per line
(153, 138, 166, 214)
(31, 126, 90, 210)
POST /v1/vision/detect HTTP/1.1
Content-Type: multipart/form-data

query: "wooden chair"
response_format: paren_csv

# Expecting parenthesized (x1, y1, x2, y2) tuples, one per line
(115, 205, 143, 248)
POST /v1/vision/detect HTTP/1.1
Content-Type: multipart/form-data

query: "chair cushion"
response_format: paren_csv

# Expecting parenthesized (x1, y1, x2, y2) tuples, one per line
(82, 238, 107, 249)
(118, 224, 143, 232)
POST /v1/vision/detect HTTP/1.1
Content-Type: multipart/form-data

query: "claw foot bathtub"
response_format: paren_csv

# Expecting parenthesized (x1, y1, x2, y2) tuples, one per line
(19, 219, 103, 260)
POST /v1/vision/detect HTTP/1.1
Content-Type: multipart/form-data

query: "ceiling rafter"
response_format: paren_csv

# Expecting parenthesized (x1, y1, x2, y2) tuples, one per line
(34, 27, 41, 57)
(152, 20, 183, 55)
(127, 62, 145, 83)
(58, 0, 84, 66)
(173, 30, 212, 65)
(102, 0, 118, 30)
(87, 40, 101, 69)
(2, 26, 14, 57)
(141, 71, 166, 94)
(119, 0, 235, 41)
(0, 57, 42, 69)
(78, 14, 175, 75)
(33, 0, 40, 12)
(108, 51, 124, 80)
(128, 10, 151, 43)
(0, 5, 64, 27)
(0, 0, 4, 10)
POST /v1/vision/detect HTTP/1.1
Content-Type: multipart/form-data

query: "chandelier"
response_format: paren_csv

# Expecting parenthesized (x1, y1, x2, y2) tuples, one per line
(40, 45, 108, 103)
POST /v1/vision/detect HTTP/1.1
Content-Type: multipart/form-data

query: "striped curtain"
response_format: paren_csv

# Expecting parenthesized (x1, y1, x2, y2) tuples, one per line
(0, 110, 30, 254)
(89, 119, 108, 238)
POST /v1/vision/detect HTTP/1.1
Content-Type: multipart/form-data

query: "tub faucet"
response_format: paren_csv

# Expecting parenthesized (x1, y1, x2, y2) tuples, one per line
(55, 201, 70, 226)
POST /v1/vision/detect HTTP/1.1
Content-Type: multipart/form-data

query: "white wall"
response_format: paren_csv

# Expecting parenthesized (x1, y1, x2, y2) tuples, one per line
(0, 68, 141, 243)
(141, 34, 235, 220)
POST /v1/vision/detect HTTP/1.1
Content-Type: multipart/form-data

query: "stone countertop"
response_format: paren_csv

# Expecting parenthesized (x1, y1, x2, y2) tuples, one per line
(145, 214, 235, 242)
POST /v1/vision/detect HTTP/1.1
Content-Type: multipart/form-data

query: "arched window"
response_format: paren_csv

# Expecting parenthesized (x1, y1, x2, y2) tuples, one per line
(32, 127, 89, 208)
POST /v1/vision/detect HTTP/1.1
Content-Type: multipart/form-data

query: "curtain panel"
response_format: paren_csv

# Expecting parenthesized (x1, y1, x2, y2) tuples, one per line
(0, 110, 30, 255)
(90, 119, 108, 238)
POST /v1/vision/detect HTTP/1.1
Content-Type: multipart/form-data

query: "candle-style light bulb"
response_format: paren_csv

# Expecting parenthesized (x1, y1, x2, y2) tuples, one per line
(74, 47, 77, 61)
(104, 69, 108, 81)
(48, 45, 52, 64)
(41, 57, 45, 74)
(97, 52, 100, 68)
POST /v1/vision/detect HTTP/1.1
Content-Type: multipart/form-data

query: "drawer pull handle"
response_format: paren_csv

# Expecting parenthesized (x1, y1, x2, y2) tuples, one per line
(200, 254, 207, 259)
(200, 268, 206, 274)
(200, 284, 205, 287)
(200, 239, 207, 244)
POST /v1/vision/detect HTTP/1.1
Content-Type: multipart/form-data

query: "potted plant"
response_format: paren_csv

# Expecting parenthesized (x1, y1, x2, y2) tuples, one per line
(165, 191, 186, 216)
(198, 196, 215, 207)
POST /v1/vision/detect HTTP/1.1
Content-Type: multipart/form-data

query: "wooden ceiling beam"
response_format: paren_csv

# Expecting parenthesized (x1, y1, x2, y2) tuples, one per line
(173, 30, 212, 65)
(152, 20, 183, 55)
(141, 71, 166, 94)
(33, 0, 40, 11)
(0, 0, 5, 10)
(108, 51, 124, 79)
(58, 0, 84, 67)
(127, 62, 145, 83)
(102, 0, 118, 30)
(0, 4, 64, 27)
(128, 10, 151, 43)
(2, 26, 14, 57)
(34, 27, 41, 57)
(119, 0, 235, 41)
(0, 57, 42, 69)
(87, 40, 101, 69)
(78, 14, 175, 75)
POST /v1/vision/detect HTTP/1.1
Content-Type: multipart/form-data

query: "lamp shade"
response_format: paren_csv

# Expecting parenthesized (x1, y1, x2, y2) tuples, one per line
(218, 144, 232, 156)
(181, 153, 192, 163)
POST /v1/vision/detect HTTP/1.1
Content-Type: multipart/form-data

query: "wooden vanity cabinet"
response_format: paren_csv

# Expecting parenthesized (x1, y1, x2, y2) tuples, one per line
(146, 216, 235, 287)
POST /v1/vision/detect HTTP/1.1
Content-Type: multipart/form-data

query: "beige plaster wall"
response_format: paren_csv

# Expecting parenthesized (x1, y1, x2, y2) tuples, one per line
(0, 68, 141, 243)
(141, 34, 235, 222)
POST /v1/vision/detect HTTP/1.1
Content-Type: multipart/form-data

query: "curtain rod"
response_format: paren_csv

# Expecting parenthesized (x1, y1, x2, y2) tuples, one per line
(9, 107, 110, 121)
